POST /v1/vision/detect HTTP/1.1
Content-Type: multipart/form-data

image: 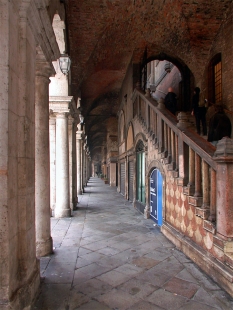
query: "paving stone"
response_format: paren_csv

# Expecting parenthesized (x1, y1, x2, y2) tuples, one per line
(97, 246, 122, 256)
(67, 290, 90, 310)
(50, 247, 79, 263)
(175, 268, 200, 284)
(96, 288, 140, 310)
(33, 178, 233, 309)
(131, 256, 159, 269)
(118, 278, 158, 299)
(76, 262, 111, 278)
(193, 287, 223, 309)
(71, 300, 111, 310)
(163, 276, 199, 298)
(147, 288, 188, 309)
(72, 278, 113, 298)
(178, 301, 219, 310)
(127, 300, 164, 310)
(114, 263, 144, 276)
(96, 270, 132, 287)
(43, 261, 75, 284)
(33, 284, 71, 309)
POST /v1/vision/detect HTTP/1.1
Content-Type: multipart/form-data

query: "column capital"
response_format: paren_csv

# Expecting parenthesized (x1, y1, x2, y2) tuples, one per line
(214, 137, 233, 162)
(49, 96, 73, 114)
(54, 112, 69, 119)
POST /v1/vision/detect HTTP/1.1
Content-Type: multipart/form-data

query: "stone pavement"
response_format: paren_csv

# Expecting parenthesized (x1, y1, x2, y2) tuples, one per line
(33, 177, 233, 310)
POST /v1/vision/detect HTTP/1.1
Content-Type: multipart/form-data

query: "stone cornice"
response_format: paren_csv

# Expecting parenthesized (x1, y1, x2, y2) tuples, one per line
(36, 47, 55, 76)
(27, 0, 60, 64)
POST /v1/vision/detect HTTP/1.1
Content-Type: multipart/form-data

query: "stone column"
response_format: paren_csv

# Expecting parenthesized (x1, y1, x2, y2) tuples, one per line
(110, 162, 117, 186)
(186, 147, 195, 195)
(194, 153, 202, 197)
(214, 138, 233, 237)
(76, 129, 83, 195)
(49, 113, 56, 216)
(72, 120, 78, 208)
(68, 115, 74, 210)
(202, 159, 210, 208)
(55, 112, 71, 217)
(208, 168, 216, 222)
(49, 96, 74, 217)
(35, 62, 53, 256)
(82, 142, 86, 189)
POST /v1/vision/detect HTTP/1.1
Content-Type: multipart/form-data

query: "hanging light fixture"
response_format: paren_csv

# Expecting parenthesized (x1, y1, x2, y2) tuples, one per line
(59, 53, 71, 75)
(79, 113, 84, 124)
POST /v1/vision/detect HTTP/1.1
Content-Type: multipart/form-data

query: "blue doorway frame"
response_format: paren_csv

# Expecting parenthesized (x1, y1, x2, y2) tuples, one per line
(150, 168, 163, 226)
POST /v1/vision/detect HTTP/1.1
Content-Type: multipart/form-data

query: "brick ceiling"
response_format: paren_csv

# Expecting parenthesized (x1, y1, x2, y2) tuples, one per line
(65, 0, 232, 156)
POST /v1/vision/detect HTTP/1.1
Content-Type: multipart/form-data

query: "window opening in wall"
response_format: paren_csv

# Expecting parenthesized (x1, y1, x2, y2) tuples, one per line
(136, 140, 145, 204)
(208, 53, 222, 105)
(140, 59, 183, 110)
(214, 60, 222, 104)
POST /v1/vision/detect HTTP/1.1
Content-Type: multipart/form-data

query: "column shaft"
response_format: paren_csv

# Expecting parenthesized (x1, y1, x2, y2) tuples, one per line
(55, 113, 71, 217)
(35, 69, 53, 256)
(194, 153, 202, 197)
(76, 132, 83, 195)
(49, 115, 56, 216)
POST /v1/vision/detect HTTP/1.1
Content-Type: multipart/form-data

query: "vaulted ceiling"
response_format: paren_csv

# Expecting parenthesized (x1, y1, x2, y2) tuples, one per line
(65, 0, 232, 158)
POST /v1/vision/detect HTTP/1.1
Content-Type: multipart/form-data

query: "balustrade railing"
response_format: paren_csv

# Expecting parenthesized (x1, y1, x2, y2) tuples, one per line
(132, 88, 218, 226)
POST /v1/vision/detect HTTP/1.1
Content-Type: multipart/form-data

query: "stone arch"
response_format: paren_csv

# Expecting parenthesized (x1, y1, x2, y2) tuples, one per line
(141, 53, 194, 112)
(134, 132, 147, 152)
(126, 122, 134, 151)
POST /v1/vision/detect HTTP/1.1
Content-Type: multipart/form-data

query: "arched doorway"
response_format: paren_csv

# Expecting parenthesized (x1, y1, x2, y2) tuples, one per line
(150, 168, 163, 226)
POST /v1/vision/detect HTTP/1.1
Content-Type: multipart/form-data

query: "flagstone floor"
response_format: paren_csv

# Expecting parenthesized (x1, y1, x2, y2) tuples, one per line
(33, 177, 233, 310)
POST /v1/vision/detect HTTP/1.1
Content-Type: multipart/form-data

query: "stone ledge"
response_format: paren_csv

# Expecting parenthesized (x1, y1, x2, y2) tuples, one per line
(195, 207, 210, 220)
(213, 235, 233, 254)
(188, 196, 203, 207)
(183, 185, 195, 196)
(203, 220, 216, 234)
(161, 222, 233, 298)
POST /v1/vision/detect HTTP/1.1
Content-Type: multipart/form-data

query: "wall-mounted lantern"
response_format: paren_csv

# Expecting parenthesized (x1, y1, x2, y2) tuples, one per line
(79, 113, 84, 124)
(59, 53, 71, 75)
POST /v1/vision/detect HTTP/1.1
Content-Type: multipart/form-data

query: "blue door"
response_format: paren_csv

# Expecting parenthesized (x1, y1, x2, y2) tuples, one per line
(150, 169, 163, 226)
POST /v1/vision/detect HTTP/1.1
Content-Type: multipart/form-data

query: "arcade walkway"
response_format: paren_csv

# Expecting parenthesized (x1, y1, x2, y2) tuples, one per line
(33, 178, 233, 310)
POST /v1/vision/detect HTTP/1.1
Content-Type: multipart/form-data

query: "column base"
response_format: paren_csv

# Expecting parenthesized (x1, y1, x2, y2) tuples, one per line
(36, 236, 53, 257)
(77, 190, 83, 195)
(55, 208, 71, 218)
(2, 261, 40, 310)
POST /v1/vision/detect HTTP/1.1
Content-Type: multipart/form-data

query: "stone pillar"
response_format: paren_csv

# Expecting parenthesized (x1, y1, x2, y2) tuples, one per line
(72, 120, 78, 208)
(55, 112, 71, 217)
(49, 113, 56, 216)
(194, 153, 202, 197)
(35, 62, 53, 256)
(110, 162, 117, 186)
(214, 138, 233, 237)
(82, 144, 86, 190)
(68, 115, 75, 210)
(209, 168, 216, 222)
(49, 96, 74, 217)
(202, 160, 210, 208)
(187, 147, 195, 195)
(76, 130, 83, 195)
